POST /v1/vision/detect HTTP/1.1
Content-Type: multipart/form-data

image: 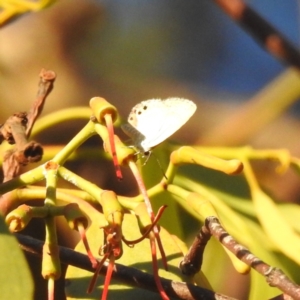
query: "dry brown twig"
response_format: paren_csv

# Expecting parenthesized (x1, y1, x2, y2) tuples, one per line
(0, 69, 55, 181)
(213, 0, 300, 71)
(180, 216, 300, 300)
(16, 233, 237, 300)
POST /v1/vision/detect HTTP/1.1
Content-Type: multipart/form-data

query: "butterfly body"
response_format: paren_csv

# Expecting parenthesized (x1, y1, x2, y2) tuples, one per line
(122, 98, 197, 153)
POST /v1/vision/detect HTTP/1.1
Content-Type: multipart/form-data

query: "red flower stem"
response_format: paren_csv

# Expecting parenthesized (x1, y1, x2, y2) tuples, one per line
(101, 256, 115, 300)
(128, 160, 168, 270)
(87, 253, 109, 294)
(48, 277, 55, 300)
(128, 160, 154, 218)
(123, 205, 167, 245)
(155, 233, 168, 271)
(150, 233, 169, 300)
(77, 222, 98, 268)
(104, 114, 123, 180)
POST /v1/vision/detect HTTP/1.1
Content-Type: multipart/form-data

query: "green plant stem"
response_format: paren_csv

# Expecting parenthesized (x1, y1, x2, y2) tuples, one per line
(167, 184, 190, 200)
(57, 166, 102, 200)
(44, 168, 58, 243)
(93, 122, 109, 143)
(166, 184, 204, 220)
(242, 159, 260, 191)
(56, 164, 139, 216)
(195, 146, 290, 171)
(44, 215, 58, 248)
(0, 165, 45, 194)
(31, 107, 92, 137)
(20, 186, 97, 205)
(43, 166, 61, 280)
(44, 169, 57, 206)
(52, 121, 96, 165)
(163, 161, 178, 185)
(22, 184, 143, 212)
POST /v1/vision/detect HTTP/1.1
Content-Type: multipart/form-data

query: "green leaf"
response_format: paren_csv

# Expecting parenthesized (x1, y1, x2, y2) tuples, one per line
(0, 216, 33, 300)
(252, 189, 300, 265)
(278, 203, 300, 233)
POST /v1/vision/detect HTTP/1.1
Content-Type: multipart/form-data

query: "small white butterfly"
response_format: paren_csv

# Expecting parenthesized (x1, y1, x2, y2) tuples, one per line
(122, 98, 197, 153)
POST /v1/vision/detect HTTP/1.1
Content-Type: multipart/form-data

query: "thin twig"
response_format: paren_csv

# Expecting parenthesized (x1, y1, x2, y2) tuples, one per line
(213, 0, 300, 71)
(16, 233, 237, 300)
(26, 69, 56, 137)
(1, 113, 43, 180)
(0, 69, 55, 181)
(183, 217, 300, 300)
(179, 223, 211, 276)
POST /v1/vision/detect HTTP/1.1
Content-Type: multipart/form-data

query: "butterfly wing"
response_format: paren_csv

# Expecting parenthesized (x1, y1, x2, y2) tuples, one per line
(127, 98, 196, 151)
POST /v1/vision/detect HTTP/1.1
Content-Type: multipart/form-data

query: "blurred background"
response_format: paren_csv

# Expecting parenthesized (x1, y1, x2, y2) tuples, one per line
(1, 0, 300, 199)
(1, 1, 300, 299)
(1, 0, 299, 117)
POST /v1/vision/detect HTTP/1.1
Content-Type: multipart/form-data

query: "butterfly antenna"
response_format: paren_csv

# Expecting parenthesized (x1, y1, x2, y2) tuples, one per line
(152, 152, 168, 180)
(142, 151, 152, 166)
